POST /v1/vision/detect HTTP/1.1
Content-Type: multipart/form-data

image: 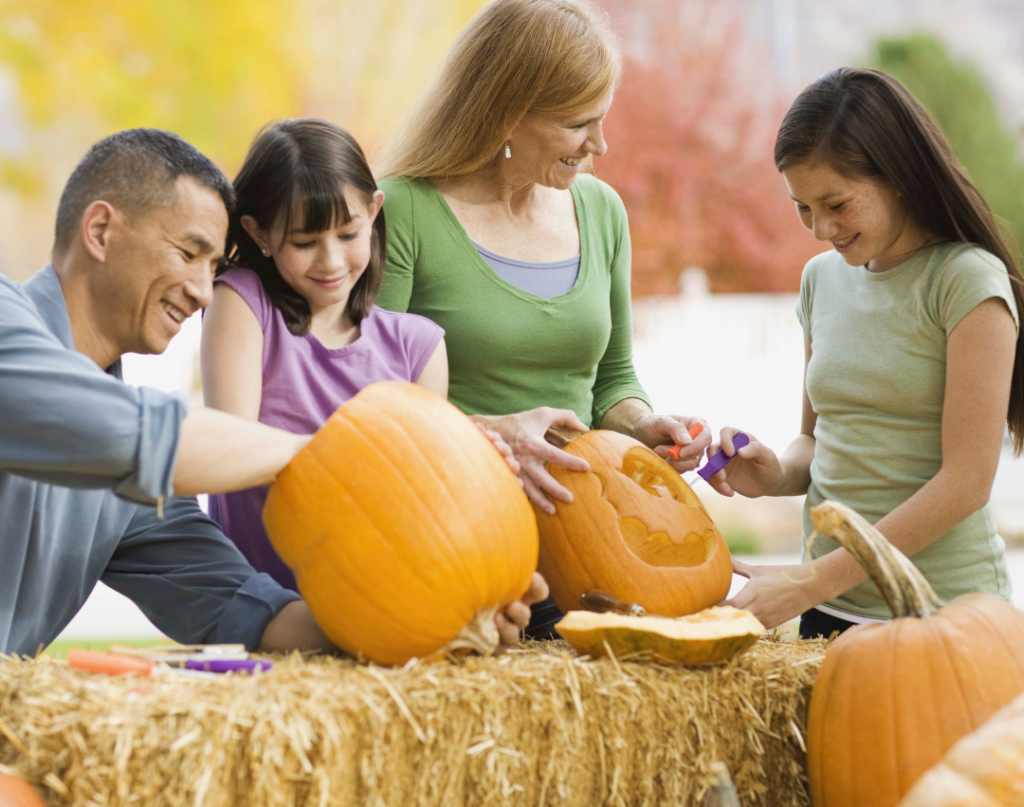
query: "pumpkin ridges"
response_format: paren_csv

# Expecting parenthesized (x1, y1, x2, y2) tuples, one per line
(302, 423, 460, 614)
(344, 405, 489, 608)
(285, 444, 459, 658)
(807, 501, 1024, 807)
(264, 382, 538, 665)
(384, 389, 536, 607)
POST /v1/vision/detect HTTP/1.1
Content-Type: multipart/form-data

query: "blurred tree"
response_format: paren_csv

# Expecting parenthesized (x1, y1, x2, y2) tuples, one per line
(0, 0, 307, 178)
(871, 34, 1024, 260)
(596, 0, 823, 295)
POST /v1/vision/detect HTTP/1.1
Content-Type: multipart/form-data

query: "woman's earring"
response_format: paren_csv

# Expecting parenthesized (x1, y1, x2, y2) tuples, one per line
(504, 141, 512, 159)
(261, 248, 268, 256)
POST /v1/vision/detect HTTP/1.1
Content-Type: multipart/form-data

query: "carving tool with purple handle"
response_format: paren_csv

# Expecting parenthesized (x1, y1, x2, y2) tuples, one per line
(683, 432, 750, 488)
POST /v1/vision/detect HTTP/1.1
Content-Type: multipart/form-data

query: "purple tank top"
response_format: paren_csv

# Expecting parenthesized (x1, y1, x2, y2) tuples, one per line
(208, 267, 444, 591)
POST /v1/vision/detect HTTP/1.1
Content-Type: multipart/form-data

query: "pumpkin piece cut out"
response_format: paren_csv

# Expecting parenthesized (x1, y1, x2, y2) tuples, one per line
(555, 605, 764, 665)
(807, 500, 1024, 807)
(263, 382, 539, 666)
(535, 430, 732, 617)
(0, 772, 45, 807)
(899, 689, 1024, 807)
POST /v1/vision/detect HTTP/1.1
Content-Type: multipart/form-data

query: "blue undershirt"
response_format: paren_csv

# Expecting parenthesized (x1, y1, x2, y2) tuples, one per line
(472, 241, 581, 299)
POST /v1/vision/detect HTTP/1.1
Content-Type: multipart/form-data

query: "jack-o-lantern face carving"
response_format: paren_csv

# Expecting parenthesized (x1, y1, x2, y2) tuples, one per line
(536, 430, 733, 617)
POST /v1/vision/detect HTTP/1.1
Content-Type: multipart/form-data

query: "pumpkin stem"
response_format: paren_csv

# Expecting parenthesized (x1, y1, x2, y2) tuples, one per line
(809, 500, 941, 619)
(443, 605, 501, 657)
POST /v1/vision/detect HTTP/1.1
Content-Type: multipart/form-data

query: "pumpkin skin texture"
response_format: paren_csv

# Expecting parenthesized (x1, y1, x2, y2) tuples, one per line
(263, 382, 539, 666)
(806, 501, 1024, 807)
(0, 773, 45, 807)
(555, 606, 764, 665)
(534, 430, 732, 617)
(899, 689, 1024, 807)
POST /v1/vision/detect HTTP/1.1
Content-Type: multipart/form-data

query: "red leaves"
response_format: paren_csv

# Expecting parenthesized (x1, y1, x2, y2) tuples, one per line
(596, 0, 825, 295)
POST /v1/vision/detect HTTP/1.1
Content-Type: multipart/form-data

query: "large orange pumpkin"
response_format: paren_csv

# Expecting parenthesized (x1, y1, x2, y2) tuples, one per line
(263, 382, 539, 665)
(899, 689, 1024, 806)
(535, 429, 732, 617)
(0, 772, 45, 807)
(807, 500, 1024, 807)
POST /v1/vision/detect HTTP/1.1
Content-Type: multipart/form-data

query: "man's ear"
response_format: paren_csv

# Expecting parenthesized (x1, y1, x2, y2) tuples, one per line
(240, 215, 270, 255)
(80, 200, 118, 263)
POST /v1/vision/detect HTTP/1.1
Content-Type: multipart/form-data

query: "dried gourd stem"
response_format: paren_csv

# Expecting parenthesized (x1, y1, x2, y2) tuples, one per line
(443, 605, 501, 657)
(544, 426, 582, 449)
(809, 500, 941, 619)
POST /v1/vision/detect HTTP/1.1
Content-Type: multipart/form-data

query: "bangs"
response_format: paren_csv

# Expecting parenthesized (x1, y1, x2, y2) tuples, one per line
(281, 167, 353, 236)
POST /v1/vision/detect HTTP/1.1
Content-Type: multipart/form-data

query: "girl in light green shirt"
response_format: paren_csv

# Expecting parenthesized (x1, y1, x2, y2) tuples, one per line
(708, 68, 1024, 639)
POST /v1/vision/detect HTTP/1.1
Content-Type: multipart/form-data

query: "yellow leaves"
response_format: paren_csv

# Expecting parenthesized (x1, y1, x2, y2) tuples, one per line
(0, 0, 307, 171)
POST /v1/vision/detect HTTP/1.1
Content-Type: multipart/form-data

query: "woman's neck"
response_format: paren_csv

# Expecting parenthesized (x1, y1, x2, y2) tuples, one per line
(438, 164, 541, 217)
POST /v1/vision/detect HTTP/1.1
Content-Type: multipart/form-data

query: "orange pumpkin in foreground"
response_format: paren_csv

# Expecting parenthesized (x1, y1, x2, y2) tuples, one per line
(263, 382, 538, 666)
(0, 772, 45, 807)
(807, 501, 1024, 807)
(899, 689, 1024, 806)
(535, 430, 732, 617)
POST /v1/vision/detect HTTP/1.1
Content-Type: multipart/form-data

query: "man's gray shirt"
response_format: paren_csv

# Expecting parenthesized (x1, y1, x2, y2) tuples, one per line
(0, 266, 300, 655)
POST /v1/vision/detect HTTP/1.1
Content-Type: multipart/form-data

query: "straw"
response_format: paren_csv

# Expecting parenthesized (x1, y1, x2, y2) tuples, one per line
(0, 638, 827, 806)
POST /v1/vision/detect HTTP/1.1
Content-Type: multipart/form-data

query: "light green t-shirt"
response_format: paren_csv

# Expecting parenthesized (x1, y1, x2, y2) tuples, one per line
(376, 174, 651, 426)
(798, 241, 1019, 619)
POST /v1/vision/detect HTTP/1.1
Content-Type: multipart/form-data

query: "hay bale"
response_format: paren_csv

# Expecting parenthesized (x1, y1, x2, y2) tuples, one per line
(0, 638, 826, 806)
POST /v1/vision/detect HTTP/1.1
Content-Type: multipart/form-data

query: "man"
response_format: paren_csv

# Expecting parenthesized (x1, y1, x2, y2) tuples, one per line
(0, 128, 543, 656)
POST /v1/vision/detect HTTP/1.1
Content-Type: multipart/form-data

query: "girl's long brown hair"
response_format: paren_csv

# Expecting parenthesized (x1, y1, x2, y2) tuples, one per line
(776, 67, 1024, 454)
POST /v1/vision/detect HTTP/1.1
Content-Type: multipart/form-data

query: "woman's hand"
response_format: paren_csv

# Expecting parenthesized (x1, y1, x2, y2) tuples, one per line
(723, 558, 823, 630)
(633, 414, 712, 472)
(495, 572, 549, 651)
(474, 422, 520, 476)
(471, 408, 591, 516)
(705, 428, 784, 498)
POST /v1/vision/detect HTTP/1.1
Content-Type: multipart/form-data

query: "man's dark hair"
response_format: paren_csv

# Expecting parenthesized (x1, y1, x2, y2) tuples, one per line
(54, 128, 236, 252)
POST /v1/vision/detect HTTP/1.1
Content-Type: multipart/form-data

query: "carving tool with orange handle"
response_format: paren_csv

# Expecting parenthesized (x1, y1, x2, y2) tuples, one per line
(666, 422, 706, 463)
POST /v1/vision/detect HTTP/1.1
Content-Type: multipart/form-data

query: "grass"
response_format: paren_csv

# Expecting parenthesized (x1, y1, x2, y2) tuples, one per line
(42, 638, 174, 660)
(723, 528, 761, 556)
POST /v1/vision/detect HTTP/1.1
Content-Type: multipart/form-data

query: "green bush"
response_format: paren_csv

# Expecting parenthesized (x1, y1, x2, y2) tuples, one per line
(870, 34, 1024, 261)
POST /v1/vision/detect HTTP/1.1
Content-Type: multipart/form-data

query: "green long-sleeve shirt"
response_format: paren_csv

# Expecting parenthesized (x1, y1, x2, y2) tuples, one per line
(377, 174, 651, 426)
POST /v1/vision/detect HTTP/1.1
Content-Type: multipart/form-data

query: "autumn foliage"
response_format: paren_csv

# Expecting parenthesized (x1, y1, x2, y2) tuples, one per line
(596, 1, 825, 295)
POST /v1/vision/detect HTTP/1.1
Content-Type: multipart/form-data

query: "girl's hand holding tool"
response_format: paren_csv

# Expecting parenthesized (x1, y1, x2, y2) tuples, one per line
(704, 428, 785, 498)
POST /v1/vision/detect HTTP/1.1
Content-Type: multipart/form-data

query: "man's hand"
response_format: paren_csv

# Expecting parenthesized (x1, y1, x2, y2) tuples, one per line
(494, 572, 549, 651)
(257, 599, 336, 654)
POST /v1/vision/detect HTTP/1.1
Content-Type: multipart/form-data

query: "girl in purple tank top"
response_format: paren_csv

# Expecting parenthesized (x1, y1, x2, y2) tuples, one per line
(200, 119, 449, 591)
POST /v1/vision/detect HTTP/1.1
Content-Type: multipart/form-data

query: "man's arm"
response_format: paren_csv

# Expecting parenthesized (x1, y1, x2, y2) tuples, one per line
(1, 281, 306, 503)
(101, 497, 311, 650)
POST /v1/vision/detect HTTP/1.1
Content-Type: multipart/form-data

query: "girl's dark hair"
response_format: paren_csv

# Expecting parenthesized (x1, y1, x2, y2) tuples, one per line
(776, 67, 1024, 454)
(222, 118, 386, 335)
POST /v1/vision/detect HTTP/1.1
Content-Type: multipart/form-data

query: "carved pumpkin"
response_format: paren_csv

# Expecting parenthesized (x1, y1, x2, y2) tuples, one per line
(0, 773, 45, 807)
(263, 382, 539, 666)
(555, 605, 763, 665)
(535, 430, 732, 617)
(899, 689, 1024, 807)
(807, 501, 1024, 807)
